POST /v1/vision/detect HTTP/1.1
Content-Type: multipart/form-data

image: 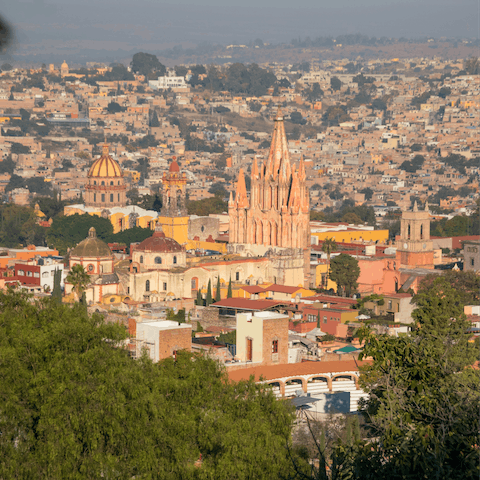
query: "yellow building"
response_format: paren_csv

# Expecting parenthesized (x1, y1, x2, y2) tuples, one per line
(314, 263, 337, 291)
(310, 223, 389, 245)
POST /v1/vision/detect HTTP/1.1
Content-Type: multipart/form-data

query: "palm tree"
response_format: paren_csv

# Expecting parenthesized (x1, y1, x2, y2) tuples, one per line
(66, 264, 90, 302)
(321, 237, 337, 283)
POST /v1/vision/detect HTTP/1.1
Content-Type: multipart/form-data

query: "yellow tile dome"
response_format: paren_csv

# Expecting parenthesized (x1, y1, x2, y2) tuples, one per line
(88, 144, 123, 178)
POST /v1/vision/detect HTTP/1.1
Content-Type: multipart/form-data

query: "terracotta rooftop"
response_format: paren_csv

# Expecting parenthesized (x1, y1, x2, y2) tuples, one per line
(263, 284, 303, 294)
(210, 298, 288, 311)
(227, 360, 371, 383)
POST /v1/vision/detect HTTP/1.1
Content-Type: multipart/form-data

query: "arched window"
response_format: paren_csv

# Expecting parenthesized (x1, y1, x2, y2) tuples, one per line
(173, 256, 177, 264)
(94, 180, 97, 185)
(407, 224, 411, 239)
(110, 181, 114, 186)
(101, 181, 105, 186)
(155, 257, 162, 264)
(145, 280, 150, 292)
(139, 256, 143, 264)
(420, 224, 423, 239)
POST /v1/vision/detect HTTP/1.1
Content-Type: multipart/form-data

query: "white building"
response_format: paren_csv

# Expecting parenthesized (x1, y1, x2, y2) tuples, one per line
(149, 73, 188, 91)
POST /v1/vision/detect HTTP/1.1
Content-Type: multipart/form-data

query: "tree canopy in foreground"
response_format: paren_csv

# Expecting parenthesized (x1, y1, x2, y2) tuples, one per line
(0, 290, 295, 479)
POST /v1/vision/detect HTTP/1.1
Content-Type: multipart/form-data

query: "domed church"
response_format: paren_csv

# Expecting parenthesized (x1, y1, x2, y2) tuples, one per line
(85, 143, 127, 208)
(65, 227, 120, 304)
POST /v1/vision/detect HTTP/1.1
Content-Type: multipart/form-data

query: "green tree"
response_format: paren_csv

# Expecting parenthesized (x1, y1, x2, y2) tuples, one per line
(66, 264, 90, 302)
(206, 279, 213, 306)
(330, 76, 342, 91)
(195, 289, 204, 306)
(227, 277, 233, 298)
(47, 214, 113, 254)
(321, 237, 337, 281)
(130, 52, 166, 78)
(357, 277, 479, 479)
(187, 196, 228, 216)
(51, 268, 62, 303)
(0, 290, 296, 479)
(215, 276, 221, 302)
(341, 212, 363, 224)
(329, 253, 360, 297)
(107, 101, 123, 113)
(0, 204, 45, 248)
(150, 110, 160, 127)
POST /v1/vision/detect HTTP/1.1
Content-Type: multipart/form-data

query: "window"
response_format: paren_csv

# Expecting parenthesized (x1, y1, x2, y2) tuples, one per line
(323, 316, 327, 324)
(420, 224, 423, 239)
(407, 224, 411, 239)
(101, 194, 105, 202)
(235, 272, 240, 281)
(163, 282, 167, 291)
(155, 257, 162, 264)
(127, 287, 130, 294)
(34, 272, 40, 278)
(27, 271, 32, 277)
(118, 194, 120, 202)
(272, 340, 278, 354)
(140, 256, 143, 264)
(110, 194, 113, 202)
(42, 272, 49, 278)
(94, 194, 96, 202)
(94, 181, 96, 185)
(471, 258, 475, 267)
(110, 181, 114, 186)
(101, 181, 105, 186)
(87, 264, 94, 272)
(173, 256, 177, 264)
(388, 300, 393, 310)
(145, 280, 151, 292)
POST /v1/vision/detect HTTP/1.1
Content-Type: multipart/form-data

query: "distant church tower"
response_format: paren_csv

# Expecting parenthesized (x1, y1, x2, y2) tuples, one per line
(396, 201, 434, 269)
(156, 159, 189, 244)
(229, 109, 311, 286)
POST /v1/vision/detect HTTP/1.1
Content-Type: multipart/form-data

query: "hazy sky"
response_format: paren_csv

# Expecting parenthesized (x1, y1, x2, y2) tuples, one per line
(2, 0, 479, 61)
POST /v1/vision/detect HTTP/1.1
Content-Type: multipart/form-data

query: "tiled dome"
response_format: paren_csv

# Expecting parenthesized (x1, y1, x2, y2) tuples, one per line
(70, 227, 112, 258)
(135, 226, 183, 253)
(88, 144, 122, 178)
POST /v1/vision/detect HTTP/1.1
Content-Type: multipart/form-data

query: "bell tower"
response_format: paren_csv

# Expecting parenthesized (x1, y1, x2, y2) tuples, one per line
(156, 159, 189, 244)
(396, 201, 434, 269)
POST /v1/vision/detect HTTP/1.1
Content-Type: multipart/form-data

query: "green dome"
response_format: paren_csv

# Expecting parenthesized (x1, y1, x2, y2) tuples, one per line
(70, 227, 112, 258)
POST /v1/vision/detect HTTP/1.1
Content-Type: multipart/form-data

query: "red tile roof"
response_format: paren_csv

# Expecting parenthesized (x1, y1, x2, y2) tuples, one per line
(211, 298, 287, 310)
(227, 360, 370, 382)
(241, 285, 265, 294)
(263, 284, 303, 294)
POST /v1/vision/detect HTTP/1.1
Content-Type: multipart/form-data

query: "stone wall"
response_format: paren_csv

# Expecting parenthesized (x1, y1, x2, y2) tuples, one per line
(188, 216, 220, 242)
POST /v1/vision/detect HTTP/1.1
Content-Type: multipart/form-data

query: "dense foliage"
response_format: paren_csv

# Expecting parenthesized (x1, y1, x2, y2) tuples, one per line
(0, 204, 46, 247)
(0, 290, 296, 479)
(329, 253, 360, 297)
(187, 197, 228, 216)
(355, 275, 480, 479)
(47, 214, 155, 254)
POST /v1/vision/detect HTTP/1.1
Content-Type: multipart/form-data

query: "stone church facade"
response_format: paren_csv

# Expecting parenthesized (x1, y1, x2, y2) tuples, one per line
(228, 110, 311, 287)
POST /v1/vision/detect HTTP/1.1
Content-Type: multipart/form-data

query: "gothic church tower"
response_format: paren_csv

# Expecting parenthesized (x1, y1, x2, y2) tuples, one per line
(229, 109, 311, 286)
